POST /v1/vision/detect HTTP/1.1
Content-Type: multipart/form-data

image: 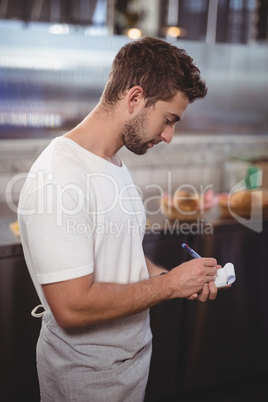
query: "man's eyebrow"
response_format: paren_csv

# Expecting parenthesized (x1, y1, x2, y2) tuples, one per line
(168, 113, 181, 122)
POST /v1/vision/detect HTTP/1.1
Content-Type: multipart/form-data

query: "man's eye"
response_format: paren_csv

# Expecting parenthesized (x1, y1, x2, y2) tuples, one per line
(166, 119, 173, 125)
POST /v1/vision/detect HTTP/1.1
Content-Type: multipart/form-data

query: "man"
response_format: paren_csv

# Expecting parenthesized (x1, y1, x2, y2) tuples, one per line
(18, 37, 219, 401)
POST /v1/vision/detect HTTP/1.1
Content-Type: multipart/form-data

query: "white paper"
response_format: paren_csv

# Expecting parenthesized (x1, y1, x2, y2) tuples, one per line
(215, 262, 236, 288)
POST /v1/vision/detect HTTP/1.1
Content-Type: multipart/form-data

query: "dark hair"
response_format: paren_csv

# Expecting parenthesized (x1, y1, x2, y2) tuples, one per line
(101, 36, 207, 107)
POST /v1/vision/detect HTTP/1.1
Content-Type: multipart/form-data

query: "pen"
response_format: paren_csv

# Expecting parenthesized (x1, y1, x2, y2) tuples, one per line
(181, 243, 201, 259)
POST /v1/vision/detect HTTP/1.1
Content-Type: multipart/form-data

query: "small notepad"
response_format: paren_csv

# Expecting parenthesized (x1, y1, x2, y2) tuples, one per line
(215, 263, 236, 288)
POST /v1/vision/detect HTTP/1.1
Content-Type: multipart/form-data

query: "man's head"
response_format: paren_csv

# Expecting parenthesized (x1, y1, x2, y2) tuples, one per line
(101, 36, 207, 108)
(121, 90, 189, 155)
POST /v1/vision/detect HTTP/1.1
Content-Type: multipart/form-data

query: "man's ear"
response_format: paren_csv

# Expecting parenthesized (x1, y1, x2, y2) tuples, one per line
(126, 86, 145, 114)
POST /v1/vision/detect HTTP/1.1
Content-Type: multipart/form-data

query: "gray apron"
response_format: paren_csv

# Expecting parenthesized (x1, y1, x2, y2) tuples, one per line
(36, 311, 152, 402)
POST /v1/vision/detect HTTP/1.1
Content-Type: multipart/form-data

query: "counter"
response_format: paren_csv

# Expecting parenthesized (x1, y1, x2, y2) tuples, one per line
(143, 207, 268, 401)
(0, 204, 40, 402)
(1, 202, 268, 401)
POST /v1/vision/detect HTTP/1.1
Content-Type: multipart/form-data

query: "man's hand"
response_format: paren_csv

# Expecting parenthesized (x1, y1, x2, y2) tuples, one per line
(146, 256, 219, 302)
(165, 258, 218, 301)
(187, 263, 222, 302)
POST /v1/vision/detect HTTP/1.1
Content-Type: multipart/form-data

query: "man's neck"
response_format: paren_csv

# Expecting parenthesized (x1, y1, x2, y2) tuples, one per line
(63, 103, 124, 165)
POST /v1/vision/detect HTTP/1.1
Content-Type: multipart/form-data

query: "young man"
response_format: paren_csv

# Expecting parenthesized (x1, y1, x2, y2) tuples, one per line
(18, 37, 219, 401)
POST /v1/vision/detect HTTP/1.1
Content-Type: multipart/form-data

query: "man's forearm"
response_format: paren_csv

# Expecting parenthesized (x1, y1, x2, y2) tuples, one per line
(43, 258, 218, 329)
(44, 274, 173, 329)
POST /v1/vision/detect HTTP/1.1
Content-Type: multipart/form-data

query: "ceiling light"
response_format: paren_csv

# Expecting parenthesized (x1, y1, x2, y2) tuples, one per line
(48, 24, 70, 35)
(127, 28, 142, 40)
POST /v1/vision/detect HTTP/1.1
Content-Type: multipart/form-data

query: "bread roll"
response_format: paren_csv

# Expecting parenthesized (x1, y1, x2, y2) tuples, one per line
(173, 189, 201, 212)
(229, 190, 252, 208)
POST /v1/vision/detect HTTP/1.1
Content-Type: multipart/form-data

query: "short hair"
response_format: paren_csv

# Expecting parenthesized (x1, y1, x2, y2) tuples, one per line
(101, 36, 207, 107)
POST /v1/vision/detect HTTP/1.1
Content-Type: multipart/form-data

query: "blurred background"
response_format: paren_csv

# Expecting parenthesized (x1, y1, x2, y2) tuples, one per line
(1, 2, 268, 402)
(0, 0, 268, 200)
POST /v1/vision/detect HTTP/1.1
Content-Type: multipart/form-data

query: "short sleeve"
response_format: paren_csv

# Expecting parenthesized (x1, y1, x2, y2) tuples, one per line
(22, 186, 94, 284)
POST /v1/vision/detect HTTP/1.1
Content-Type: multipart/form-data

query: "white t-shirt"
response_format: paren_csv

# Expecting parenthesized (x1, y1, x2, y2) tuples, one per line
(18, 136, 149, 310)
(19, 136, 152, 375)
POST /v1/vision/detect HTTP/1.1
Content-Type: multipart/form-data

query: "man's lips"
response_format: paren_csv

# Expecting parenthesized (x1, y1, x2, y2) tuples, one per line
(147, 140, 161, 148)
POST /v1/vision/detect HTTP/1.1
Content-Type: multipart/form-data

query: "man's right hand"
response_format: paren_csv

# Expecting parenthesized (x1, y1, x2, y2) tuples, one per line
(166, 258, 218, 300)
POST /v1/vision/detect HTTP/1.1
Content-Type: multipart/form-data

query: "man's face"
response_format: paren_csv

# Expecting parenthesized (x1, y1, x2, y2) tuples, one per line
(122, 91, 189, 155)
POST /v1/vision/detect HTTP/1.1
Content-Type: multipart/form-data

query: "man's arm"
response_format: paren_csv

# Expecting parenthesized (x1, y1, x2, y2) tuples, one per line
(42, 257, 218, 329)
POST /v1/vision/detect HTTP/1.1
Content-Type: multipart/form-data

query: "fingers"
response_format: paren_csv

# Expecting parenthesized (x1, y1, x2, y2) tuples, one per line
(201, 258, 218, 279)
(196, 281, 218, 302)
(205, 268, 218, 281)
(196, 283, 209, 302)
(203, 258, 218, 267)
(205, 270, 217, 280)
(208, 281, 218, 300)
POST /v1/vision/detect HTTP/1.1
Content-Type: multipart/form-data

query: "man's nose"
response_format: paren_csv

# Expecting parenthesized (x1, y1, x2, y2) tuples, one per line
(160, 125, 175, 144)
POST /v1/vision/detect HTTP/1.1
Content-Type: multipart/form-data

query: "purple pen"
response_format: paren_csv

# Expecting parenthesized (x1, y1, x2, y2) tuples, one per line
(181, 243, 201, 259)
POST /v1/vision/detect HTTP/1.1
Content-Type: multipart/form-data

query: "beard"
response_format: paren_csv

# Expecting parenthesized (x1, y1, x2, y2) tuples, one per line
(121, 108, 152, 155)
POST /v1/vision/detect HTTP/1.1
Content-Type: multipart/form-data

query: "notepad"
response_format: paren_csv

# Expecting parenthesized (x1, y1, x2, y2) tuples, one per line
(215, 263, 236, 288)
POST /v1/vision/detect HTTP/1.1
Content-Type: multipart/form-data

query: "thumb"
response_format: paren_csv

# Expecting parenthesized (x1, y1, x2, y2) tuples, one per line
(187, 293, 198, 300)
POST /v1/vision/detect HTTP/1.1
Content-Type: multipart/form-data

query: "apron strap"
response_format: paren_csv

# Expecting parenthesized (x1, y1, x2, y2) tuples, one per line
(31, 304, 45, 318)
